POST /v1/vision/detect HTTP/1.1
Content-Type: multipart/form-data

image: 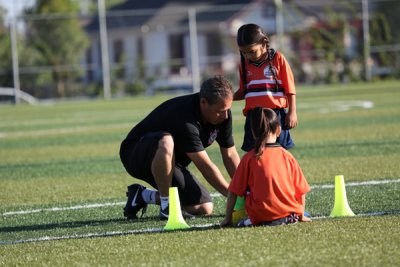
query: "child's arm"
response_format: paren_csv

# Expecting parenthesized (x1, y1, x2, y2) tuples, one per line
(286, 94, 298, 129)
(233, 89, 245, 101)
(299, 194, 312, 222)
(220, 191, 237, 227)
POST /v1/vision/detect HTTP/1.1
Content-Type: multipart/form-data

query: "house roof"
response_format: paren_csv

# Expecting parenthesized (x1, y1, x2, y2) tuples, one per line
(85, 0, 254, 33)
(85, 0, 365, 34)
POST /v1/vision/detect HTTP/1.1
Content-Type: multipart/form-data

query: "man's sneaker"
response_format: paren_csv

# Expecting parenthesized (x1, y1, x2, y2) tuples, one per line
(159, 206, 169, 221)
(182, 209, 195, 220)
(124, 184, 147, 220)
(159, 205, 195, 221)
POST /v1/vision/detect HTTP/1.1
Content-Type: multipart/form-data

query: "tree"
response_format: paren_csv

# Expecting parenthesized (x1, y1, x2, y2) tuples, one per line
(290, 2, 362, 83)
(25, 0, 89, 97)
(370, 1, 400, 77)
(373, 1, 400, 43)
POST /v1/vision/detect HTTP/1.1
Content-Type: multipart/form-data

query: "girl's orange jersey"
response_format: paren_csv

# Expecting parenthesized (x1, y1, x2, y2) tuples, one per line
(238, 51, 296, 115)
(228, 144, 310, 225)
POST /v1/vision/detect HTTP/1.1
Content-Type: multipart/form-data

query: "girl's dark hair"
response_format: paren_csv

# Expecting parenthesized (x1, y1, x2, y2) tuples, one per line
(237, 24, 270, 90)
(237, 23, 269, 47)
(250, 107, 280, 159)
(237, 24, 278, 92)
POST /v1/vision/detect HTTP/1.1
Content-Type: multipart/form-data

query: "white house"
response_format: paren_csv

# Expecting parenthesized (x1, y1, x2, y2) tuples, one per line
(84, 0, 278, 85)
(83, 0, 364, 87)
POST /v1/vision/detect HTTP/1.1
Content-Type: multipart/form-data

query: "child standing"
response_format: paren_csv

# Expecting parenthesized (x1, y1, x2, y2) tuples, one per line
(234, 23, 298, 151)
(221, 107, 310, 227)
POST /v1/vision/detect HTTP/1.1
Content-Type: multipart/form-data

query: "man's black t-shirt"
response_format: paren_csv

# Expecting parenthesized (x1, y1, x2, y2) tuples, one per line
(122, 93, 234, 167)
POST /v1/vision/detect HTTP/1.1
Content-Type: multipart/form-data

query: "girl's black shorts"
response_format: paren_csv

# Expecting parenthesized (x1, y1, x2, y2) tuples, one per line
(241, 108, 295, 152)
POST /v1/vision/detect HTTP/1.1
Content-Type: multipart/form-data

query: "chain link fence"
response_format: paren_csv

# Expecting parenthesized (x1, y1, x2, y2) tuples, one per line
(1, 0, 399, 102)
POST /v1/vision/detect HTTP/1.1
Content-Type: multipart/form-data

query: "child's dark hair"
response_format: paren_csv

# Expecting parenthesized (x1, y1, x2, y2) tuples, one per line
(237, 23, 269, 48)
(237, 23, 279, 92)
(250, 107, 280, 158)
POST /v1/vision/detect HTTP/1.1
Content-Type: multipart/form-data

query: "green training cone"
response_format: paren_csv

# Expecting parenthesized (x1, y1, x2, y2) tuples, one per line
(164, 187, 190, 231)
(232, 209, 247, 225)
(330, 175, 355, 217)
(233, 196, 245, 210)
(232, 196, 247, 224)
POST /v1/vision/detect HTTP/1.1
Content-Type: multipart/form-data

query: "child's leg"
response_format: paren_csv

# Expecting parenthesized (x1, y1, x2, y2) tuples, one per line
(237, 218, 253, 227)
(241, 111, 255, 152)
(275, 109, 295, 149)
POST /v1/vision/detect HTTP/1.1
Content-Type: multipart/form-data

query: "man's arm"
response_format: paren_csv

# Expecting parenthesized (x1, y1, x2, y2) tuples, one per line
(187, 150, 229, 197)
(220, 146, 240, 179)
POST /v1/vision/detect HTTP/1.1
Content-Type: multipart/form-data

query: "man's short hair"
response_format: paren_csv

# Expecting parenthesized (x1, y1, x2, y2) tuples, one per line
(199, 76, 233, 105)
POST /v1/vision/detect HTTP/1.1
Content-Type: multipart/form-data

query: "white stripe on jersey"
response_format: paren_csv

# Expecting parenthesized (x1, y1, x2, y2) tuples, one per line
(246, 79, 282, 88)
(245, 91, 285, 98)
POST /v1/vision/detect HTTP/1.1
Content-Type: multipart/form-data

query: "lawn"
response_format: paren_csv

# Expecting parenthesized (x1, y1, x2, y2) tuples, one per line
(0, 80, 399, 266)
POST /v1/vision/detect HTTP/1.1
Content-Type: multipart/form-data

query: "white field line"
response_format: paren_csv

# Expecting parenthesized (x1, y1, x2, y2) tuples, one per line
(0, 223, 217, 245)
(2, 179, 400, 216)
(2, 211, 400, 245)
(309, 210, 400, 220)
(298, 100, 374, 114)
(0, 122, 133, 139)
(2, 202, 126, 216)
(310, 178, 400, 189)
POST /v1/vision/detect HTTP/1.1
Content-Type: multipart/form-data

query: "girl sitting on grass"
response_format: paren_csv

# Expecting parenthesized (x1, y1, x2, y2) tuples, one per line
(221, 107, 311, 227)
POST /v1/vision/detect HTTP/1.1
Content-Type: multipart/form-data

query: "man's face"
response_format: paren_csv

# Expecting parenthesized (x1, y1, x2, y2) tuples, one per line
(200, 96, 232, 125)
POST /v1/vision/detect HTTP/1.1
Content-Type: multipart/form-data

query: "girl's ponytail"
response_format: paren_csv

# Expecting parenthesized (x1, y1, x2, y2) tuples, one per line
(250, 107, 280, 159)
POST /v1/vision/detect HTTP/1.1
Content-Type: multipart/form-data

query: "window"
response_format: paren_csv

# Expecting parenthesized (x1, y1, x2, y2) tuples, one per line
(207, 33, 222, 56)
(113, 39, 124, 63)
(113, 39, 124, 78)
(169, 34, 184, 74)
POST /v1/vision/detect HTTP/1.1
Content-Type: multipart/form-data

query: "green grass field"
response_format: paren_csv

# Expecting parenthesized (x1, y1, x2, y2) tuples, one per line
(1, 80, 399, 266)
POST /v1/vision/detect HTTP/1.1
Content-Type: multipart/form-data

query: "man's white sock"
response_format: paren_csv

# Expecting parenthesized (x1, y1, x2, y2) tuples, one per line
(141, 189, 157, 204)
(160, 196, 169, 210)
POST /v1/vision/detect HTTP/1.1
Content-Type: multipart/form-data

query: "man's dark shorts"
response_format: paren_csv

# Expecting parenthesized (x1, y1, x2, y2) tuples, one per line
(120, 131, 212, 206)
